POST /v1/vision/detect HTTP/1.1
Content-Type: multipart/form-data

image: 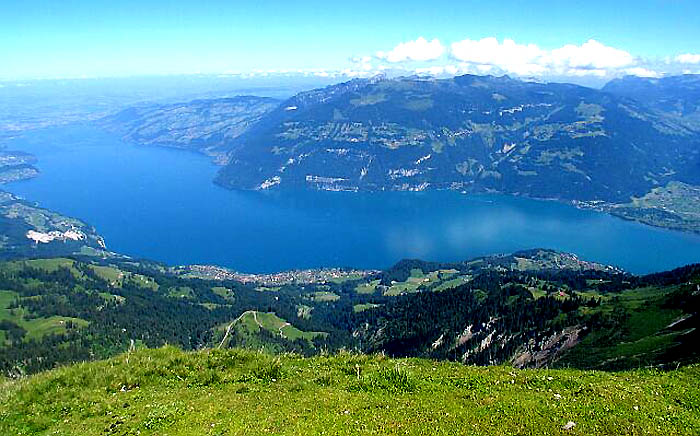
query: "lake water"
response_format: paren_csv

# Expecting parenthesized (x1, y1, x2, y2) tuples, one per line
(4, 124, 700, 274)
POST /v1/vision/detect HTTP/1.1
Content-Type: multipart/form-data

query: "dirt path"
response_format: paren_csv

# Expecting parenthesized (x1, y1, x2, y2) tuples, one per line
(217, 310, 260, 349)
(217, 322, 234, 349)
(252, 311, 263, 328)
(278, 322, 291, 338)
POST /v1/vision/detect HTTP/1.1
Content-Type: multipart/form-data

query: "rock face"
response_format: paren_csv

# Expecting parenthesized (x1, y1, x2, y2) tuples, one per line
(511, 326, 585, 368)
(214, 74, 700, 202)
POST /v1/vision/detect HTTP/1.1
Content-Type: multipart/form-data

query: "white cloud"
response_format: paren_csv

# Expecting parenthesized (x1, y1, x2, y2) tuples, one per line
(415, 65, 454, 76)
(624, 67, 661, 78)
(349, 55, 373, 72)
(376, 37, 445, 63)
(349, 55, 371, 64)
(215, 37, 700, 86)
(676, 53, 700, 64)
(451, 38, 545, 75)
(548, 40, 635, 69)
(449, 37, 635, 77)
(475, 64, 494, 74)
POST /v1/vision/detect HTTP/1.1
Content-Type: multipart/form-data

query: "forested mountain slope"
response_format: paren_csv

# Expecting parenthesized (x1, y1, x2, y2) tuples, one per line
(99, 74, 700, 233)
(214, 74, 700, 202)
(603, 74, 700, 131)
(1, 250, 697, 377)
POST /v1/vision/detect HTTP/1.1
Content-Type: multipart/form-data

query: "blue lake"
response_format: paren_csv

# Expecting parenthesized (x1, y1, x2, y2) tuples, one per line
(5, 124, 700, 274)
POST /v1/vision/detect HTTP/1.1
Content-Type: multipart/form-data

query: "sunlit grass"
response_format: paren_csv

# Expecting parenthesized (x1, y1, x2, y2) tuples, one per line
(1, 346, 698, 435)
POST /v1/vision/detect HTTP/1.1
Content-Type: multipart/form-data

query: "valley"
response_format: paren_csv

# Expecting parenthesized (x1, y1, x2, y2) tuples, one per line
(0, 74, 697, 380)
(5, 2, 700, 434)
(0, 74, 700, 434)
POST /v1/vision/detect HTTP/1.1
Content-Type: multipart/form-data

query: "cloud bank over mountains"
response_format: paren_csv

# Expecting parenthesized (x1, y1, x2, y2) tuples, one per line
(358, 36, 699, 82)
(449, 38, 637, 77)
(238, 36, 697, 87)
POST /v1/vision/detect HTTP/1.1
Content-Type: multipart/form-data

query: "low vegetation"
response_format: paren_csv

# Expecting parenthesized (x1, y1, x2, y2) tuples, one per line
(1, 346, 699, 435)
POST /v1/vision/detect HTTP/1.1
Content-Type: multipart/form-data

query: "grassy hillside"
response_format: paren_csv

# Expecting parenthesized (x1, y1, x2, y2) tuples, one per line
(1, 346, 699, 435)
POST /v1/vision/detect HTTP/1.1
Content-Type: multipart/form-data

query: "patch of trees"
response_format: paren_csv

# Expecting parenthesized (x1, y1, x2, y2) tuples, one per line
(353, 271, 592, 365)
(641, 263, 700, 287)
(0, 320, 25, 344)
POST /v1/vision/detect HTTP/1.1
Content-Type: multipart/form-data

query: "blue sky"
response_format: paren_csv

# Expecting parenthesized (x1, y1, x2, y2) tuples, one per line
(2, 0, 700, 81)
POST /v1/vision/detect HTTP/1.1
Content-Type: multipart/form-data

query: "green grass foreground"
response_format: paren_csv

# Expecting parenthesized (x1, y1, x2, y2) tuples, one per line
(1, 347, 699, 435)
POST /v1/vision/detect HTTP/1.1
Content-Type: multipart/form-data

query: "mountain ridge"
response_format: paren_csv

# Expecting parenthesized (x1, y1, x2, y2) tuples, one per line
(213, 74, 700, 203)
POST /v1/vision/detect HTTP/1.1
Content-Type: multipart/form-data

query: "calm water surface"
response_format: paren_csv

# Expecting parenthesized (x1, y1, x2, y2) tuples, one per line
(5, 125, 700, 274)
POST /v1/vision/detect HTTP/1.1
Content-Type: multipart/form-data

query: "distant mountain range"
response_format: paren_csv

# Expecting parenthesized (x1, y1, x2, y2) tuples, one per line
(101, 74, 700, 230)
(603, 74, 700, 130)
(100, 96, 280, 162)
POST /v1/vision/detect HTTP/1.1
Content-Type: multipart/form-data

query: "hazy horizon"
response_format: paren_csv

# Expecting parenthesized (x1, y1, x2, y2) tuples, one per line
(3, 0, 700, 86)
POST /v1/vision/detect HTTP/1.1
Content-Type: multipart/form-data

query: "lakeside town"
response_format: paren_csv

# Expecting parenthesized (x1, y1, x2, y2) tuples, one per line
(174, 263, 379, 286)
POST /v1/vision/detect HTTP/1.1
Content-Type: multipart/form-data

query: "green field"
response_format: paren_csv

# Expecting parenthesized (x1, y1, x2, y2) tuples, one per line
(353, 303, 382, 313)
(328, 272, 367, 284)
(25, 258, 76, 271)
(0, 290, 89, 345)
(309, 291, 340, 302)
(167, 286, 195, 299)
(5, 258, 82, 277)
(126, 273, 159, 291)
(354, 271, 471, 296)
(211, 286, 235, 300)
(89, 265, 124, 284)
(1, 346, 698, 435)
(355, 279, 380, 294)
(431, 274, 472, 292)
(255, 285, 281, 292)
(383, 269, 463, 296)
(233, 311, 326, 342)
